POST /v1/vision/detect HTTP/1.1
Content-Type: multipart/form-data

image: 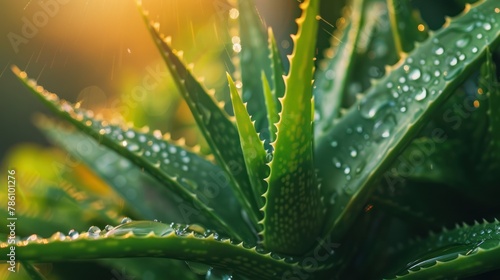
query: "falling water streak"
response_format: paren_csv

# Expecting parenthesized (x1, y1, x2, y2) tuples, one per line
(321, 28, 335, 38)
(50, 45, 61, 68)
(35, 41, 46, 63)
(110, 53, 116, 80)
(63, 53, 70, 68)
(24, 52, 36, 71)
(36, 64, 47, 81)
(23, 0, 33, 10)
(0, 63, 9, 78)
(213, 22, 220, 43)
(190, 20, 196, 48)
(316, 15, 335, 28)
(118, 42, 124, 68)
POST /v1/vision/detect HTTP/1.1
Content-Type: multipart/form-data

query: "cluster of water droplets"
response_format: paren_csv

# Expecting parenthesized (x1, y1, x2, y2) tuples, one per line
(55, 217, 232, 242)
(323, 5, 499, 199)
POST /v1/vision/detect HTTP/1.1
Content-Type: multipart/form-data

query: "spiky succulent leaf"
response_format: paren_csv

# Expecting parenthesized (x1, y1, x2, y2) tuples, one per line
(386, 219, 500, 279)
(227, 73, 268, 208)
(268, 28, 286, 102)
(387, 0, 429, 53)
(237, 0, 276, 148)
(262, 72, 280, 144)
(138, 7, 262, 228)
(36, 118, 190, 223)
(263, 0, 323, 255)
(11, 67, 257, 243)
(476, 48, 500, 181)
(314, 0, 365, 132)
(315, 0, 500, 241)
(0, 221, 328, 280)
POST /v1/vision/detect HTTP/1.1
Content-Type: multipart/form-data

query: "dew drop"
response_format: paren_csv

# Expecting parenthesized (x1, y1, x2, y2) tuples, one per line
(68, 229, 79, 239)
(409, 69, 421, 81)
(186, 261, 210, 275)
(344, 166, 351, 175)
(206, 268, 233, 280)
(169, 146, 177, 154)
(105, 225, 114, 231)
(434, 46, 444, 55)
(51, 232, 66, 241)
(455, 35, 471, 48)
(359, 98, 394, 119)
(126, 130, 135, 138)
(127, 143, 140, 152)
(449, 57, 458, 66)
(373, 114, 397, 141)
(330, 141, 338, 147)
(444, 66, 463, 81)
(88, 226, 101, 237)
(414, 88, 428, 101)
(106, 221, 173, 237)
(26, 234, 39, 242)
(349, 147, 358, 158)
(121, 217, 133, 224)
(332, 158, 342, 168)
(152, 144, 161, 153)
(355, 161, 366, 174)
(483, 22, 492, 30)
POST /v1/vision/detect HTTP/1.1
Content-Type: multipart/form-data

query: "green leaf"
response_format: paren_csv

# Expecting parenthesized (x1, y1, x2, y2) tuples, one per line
(237, 0, 274, 148)
(385, 219, 500, 279)
(137, 6, 262, 229)
(268, 28, 286, 105)
(387, 0, 429, 54)
(315, 0, 500, 241)
(20, 262, 47, 280)
(36, 118, 190, 223)
(476, 47, 500, 181)
(0, 221, 325, 280)
(227, 73, 268, 208)
(315, 0, 391, 132)
(262, 72, 279, 144)
(263, 0, 324, 255)
(385, 138, 467, 186)
(10, 68, 256, 243)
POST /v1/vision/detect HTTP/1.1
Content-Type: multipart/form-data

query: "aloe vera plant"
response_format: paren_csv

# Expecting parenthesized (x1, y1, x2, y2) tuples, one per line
(2, 0, 500, 279)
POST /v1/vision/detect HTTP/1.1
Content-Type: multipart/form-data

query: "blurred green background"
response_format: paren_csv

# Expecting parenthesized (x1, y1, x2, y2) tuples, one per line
(0, 0, 303, 163)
